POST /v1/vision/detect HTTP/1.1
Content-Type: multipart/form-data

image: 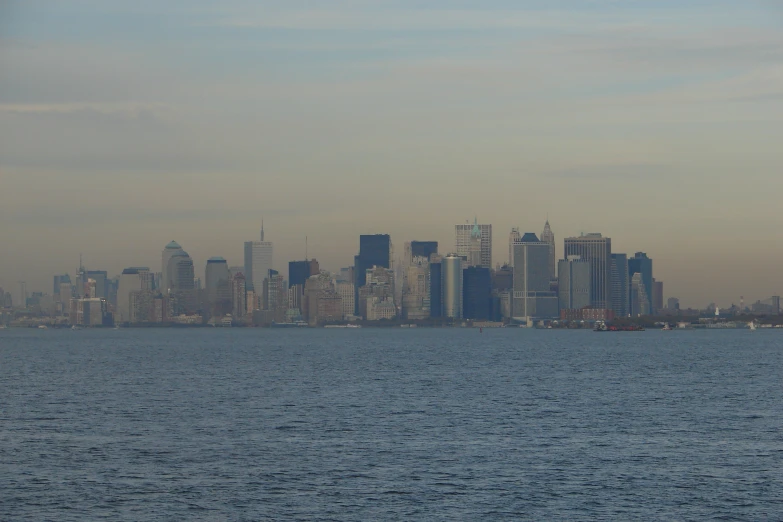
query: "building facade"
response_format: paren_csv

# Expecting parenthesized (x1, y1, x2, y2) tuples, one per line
(564, 233, 612, 310)
(558, 256, 591, 311)
(628, 252, 654, 315)
(442, 254, 463, 319)
(512, 234, 558, 320)
(455, 219, 492, 269)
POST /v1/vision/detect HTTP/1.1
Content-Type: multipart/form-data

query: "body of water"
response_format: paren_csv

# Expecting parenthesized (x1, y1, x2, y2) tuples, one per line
(1, 328, 781, 520)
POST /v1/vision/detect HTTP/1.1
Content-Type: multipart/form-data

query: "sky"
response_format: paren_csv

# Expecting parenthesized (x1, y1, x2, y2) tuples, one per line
(1, 0, 783, 308)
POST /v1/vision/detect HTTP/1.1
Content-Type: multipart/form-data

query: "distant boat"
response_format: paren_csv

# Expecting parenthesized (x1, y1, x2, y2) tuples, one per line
(662, 323, 672, 331)
(37, 325, 48, 329)
(748, 321, 757, 331)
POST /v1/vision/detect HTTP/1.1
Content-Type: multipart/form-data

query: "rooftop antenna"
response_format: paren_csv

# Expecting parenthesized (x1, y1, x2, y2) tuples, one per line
(305, 236, 308, 262)
(260, 219, 264, 242)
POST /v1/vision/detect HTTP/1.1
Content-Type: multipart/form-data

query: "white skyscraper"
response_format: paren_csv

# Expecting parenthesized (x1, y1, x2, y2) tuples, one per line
(243, 222, 273, 293)
(455, 218, 492, 269)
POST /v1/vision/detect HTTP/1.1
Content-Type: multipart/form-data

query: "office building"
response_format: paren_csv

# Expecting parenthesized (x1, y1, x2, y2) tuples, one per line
(652, 279, 663, 314)
(116, 267, 151, 324)
(230, 271, 246, 319)
(289, 259, 319, 289)
(558, 256, 591, 311)
(354, 234, 392, 315)
(336, 281, 355, 319)
(161, 241, 184, 293)
(402, 261, 430, 320)
(512, 234, 558, 320)
(610, 253, 629, 318)
(463, 266, 491, 320)
(630, 273, 650, 316)
(53, 274, 72, 297)
(564, 233, 612, 310)
(358, 266, 395, 320)
(455, 218, 492, 268)
(243, 224, 273, 293)
(429, 256, 443, 318)
(84, 270, 108, 300)
(508, 228, 521, 267)
(69, 297, 107, 326)
(540, 220, 556, 280)
(404, 241, 438, 264)
(628, 252, 654, 315)
(667, 297, 680, 311)
(205, 257, 231, 317)
(442, 254, 463, 319)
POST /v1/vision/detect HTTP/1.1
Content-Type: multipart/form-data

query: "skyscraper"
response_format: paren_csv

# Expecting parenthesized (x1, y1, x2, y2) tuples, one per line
(167, 250, 195, 315)
(117, 267, 151, 324)
(540, 220, 556, 280)
(508, 228, 521, 267)
(243, 223, 273, 293)
(463, 266, 491, 320)
(455, 218, 492, 269)
(353, 234, 391, 315)
(161, 241, 184, 293)
(630, 273, 650, 316)
(442, 254, 463, 319)
(429, 255, 443, 319)
(628, 252, 653, 316)
(558, 256, 591, 311)
(405, 241, 438, 263)
(206, 257, 231, 317)
(512, 234, 558, 320)
(564, 233, 612, 310)
(610, 253, 629, 318)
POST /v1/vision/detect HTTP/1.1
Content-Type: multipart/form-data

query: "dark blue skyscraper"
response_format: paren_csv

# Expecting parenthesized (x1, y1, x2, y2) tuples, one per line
(410, 241, 438, 260)
(463, 266, 491, 320)
(288, 261, 311, 289)
(354, 234, 391, 314)
(628, 252, 653, 315)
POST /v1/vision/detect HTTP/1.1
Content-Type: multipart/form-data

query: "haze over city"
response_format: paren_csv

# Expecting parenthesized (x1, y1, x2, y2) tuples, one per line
(2, 0, 783, 308)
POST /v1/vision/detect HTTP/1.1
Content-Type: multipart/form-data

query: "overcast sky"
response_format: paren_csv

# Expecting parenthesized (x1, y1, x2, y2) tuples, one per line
(1, 0, 783, 308)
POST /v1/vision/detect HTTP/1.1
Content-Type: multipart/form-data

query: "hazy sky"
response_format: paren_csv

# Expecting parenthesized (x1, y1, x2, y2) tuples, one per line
(2, 0, 783, 308)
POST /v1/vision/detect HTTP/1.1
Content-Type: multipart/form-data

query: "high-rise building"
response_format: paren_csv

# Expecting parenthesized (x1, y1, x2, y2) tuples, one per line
(230, 271, 246, 320)
(402, 261, 430, 320)
(288, 259, 319, 289)
(610, 253, 629, 318)
(508, 228, 521, 267)
(243, 224, 273, 293)
(336, 281, 355, 319)
(540, 220, 556, 280)
(85, 270, 108, 300)
(564, 233, 612, 310)
(117, 267, 151, 324)
(442, 254, 463, 319)
(652, 279, 663, 314)
(406, 241, 438, 262)
(53, 274, 71, 297)
(354, 234, 391, 315)
(463, 266, 491, 320)
(667, 297, 680, 310)
(455, 219, 492, 268)
(205, 257, 231, 317)
(628, 252, 653, 316)
(630, 273, 650, 316)
(161, 241, 184, 293)
(358, 266, 395, 320)
(512, 234, 558, 320)
(558, 256, 591, 311)
(429, 256, 443, 319)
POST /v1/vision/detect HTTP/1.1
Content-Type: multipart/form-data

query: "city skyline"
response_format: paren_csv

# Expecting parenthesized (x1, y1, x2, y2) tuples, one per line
(3, 1, 783, 308)
(3, 216, 781, 311)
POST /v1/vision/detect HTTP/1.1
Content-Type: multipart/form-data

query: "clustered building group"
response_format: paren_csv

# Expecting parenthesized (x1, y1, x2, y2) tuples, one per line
(2, 218, 701, 327)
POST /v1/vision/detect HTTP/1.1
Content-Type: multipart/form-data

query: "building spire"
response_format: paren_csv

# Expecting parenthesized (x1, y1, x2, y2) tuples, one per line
(260, 219, 264, 242)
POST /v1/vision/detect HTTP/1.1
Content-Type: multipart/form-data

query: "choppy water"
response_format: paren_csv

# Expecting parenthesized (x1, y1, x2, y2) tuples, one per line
(1, 328, 781, 520)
